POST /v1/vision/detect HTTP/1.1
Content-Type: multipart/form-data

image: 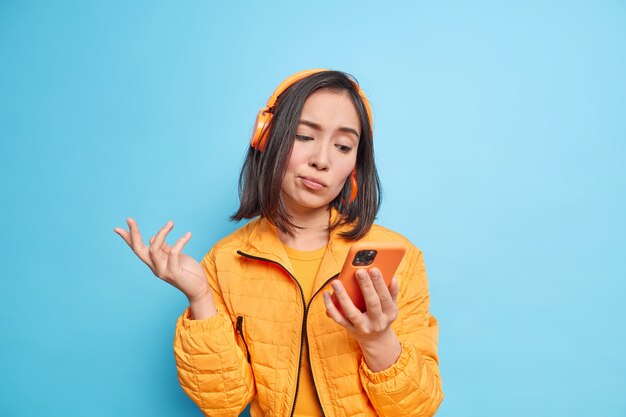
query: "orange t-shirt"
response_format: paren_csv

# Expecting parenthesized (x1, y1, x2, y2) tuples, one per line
(283, 244, 326, 417)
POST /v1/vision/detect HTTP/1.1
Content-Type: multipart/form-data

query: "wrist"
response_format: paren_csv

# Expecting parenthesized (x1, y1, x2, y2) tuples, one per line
(357, 329, 401, 372)
(357, 327, 398, 350)
(188, 293, 217, 320)
(188, 287, 211, 304)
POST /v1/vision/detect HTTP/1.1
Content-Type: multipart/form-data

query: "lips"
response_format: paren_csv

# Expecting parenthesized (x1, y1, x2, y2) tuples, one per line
(299, 176, 327, 190)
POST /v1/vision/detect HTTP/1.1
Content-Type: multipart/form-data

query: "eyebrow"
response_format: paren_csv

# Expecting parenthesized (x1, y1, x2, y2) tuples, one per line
(298, 119, 360, 139)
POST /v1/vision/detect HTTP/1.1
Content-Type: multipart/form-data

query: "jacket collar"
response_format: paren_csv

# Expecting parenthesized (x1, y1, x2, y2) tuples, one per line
(238, 209, 355, 287)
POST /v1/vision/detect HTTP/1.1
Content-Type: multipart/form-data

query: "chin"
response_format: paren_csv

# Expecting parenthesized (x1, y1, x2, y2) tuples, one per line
(282, 186, 341, 212)
(291, 195, 334, 211)
(298, 200, 329, 210)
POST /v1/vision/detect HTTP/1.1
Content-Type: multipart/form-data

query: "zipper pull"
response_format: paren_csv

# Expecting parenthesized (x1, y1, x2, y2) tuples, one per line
(236, 315, 251, 363)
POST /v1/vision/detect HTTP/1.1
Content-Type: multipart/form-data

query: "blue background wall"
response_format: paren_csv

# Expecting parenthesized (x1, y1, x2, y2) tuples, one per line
(1, 1, 625, 416)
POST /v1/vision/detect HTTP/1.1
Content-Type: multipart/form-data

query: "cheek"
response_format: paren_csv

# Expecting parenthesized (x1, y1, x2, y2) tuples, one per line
(338, 157, 357, 180)
(330, 163, 356, 193)
(285, 145, 306, 174)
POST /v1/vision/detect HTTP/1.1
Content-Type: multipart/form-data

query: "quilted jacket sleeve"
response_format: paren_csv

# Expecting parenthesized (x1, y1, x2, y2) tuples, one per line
(358, 247, 444, 416)
(173, 247, 255, 417)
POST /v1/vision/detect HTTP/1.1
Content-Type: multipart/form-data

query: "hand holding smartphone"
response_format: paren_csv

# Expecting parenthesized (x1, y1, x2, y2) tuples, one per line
(331, 242, 407, 313)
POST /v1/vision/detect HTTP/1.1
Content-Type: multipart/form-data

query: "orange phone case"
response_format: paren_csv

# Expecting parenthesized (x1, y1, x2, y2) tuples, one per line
(332, 242, 407, 313)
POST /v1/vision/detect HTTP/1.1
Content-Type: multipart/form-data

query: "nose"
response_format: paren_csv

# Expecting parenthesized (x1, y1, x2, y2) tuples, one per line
(309, 140, 330, 171)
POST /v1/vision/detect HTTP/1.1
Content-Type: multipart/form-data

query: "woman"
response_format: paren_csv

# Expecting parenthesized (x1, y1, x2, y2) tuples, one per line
(114, 69, 443, 416)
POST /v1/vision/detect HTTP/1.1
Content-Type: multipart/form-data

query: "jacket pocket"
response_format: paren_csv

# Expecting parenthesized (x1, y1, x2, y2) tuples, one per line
(236, 315, 251, 363)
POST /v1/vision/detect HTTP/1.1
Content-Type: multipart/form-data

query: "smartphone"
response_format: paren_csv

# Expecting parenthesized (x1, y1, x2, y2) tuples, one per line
(332, 242, 407, 313)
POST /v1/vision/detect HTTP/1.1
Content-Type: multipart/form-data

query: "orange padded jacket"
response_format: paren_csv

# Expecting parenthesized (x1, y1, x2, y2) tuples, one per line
(174, 214, 443, 416)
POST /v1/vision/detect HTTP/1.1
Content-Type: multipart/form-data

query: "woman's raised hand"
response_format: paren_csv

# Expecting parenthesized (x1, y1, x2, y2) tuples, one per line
(113, 218, 213, 306)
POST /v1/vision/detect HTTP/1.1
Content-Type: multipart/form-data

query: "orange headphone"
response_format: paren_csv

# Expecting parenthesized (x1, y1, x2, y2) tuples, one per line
(250, 69, 373, 203)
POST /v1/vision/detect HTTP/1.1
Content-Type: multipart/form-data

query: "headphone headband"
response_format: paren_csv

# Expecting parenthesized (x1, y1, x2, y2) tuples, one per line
(250, 69, 373, 152)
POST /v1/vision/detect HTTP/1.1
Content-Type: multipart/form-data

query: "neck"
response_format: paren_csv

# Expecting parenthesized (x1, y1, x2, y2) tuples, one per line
(277, 206, 330, 251)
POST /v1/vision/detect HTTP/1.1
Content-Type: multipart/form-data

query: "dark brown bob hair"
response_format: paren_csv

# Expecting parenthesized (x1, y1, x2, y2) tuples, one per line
(231, 70, 382, 240)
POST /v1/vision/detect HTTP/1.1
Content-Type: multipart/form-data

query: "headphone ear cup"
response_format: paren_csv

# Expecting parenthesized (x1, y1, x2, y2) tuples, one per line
(349, 169, 358, 203)
(250, 110, 273, 152)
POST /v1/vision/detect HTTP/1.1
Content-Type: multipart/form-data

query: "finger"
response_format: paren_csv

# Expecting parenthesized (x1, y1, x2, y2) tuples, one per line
(125, 218, 154, 267)
(331, 280, 364, 326)
(113, 227, 132, 247)
(127, 217, 146, 250)
(150, 220, 174, 252)
(148, 221, 173, 258)
(150, 235, 173, 254)
(369, 268, 395, 314)
(356, 269, 382, 314)
(149, 220, 174, 274)
(323, 291, 355, 331)
(389, 276, 399, 305)
(167, 231, 192, 274)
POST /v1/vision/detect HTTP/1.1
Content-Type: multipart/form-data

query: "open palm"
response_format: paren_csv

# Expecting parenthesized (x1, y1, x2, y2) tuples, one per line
(114, 218, 211, 303)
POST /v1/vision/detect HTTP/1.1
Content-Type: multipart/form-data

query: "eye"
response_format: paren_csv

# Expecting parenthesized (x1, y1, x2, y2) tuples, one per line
(295, 135, 313, 142)
(336, 144, 352, 154)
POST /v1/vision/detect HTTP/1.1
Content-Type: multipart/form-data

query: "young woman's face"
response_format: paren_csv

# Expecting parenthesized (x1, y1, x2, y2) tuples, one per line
(281, 89, 361, 214)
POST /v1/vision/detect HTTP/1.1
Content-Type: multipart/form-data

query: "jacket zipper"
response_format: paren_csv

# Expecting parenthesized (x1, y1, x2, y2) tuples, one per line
(236, 315, 251, 363)
(306, 275, 339, 416)
(237, 250, 337, 417)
